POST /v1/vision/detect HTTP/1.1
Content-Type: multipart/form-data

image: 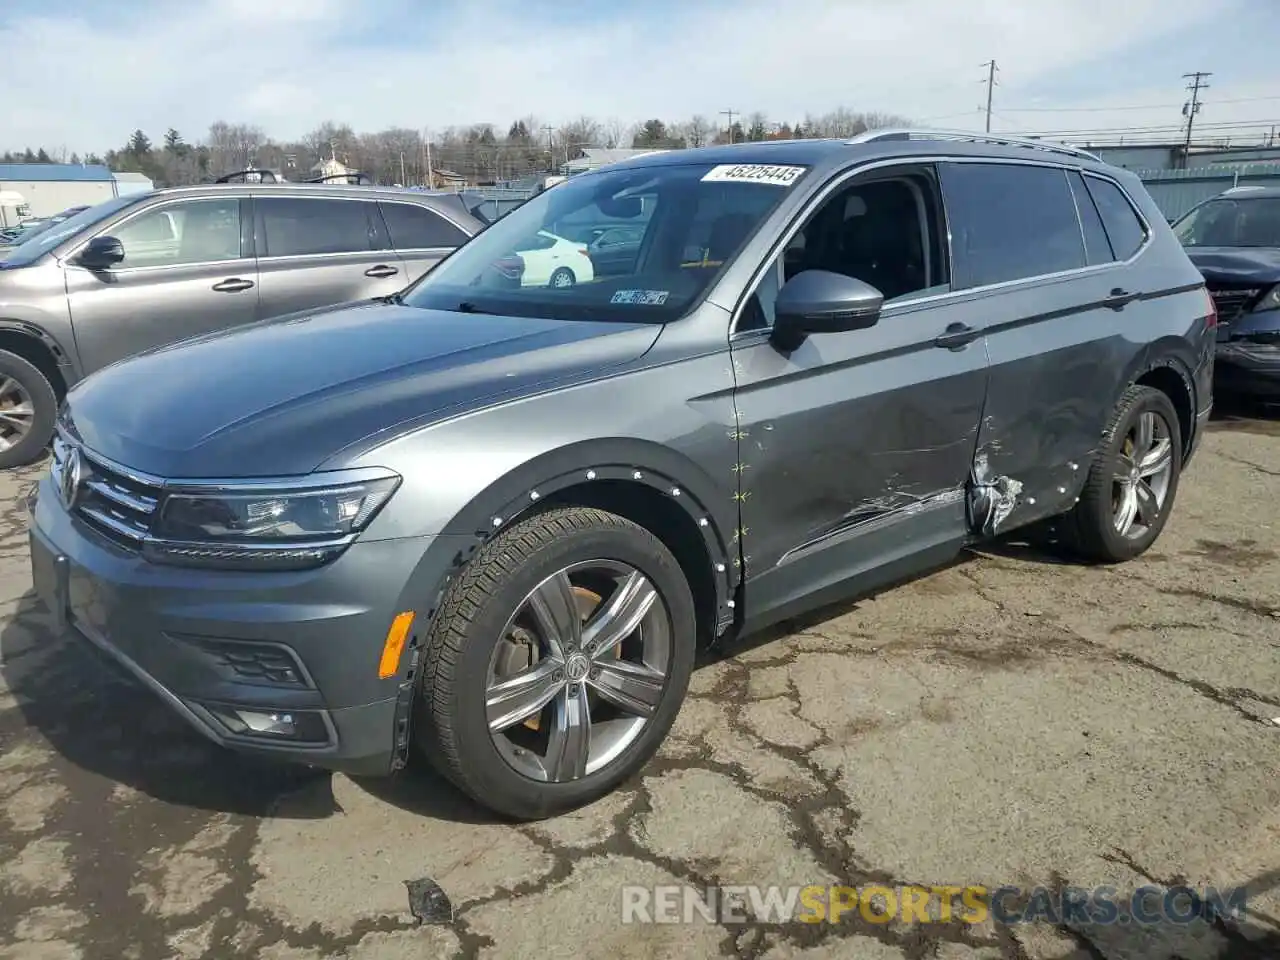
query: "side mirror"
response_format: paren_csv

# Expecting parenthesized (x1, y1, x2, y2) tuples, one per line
(771, 270, 884, 351)
(77, 236, 125, 270)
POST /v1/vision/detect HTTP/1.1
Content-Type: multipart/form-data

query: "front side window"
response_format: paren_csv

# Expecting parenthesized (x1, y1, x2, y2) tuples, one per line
(941, 162, 1086, 288)
(738, 168, 951, 332)
(1173, 197, 1280, 248)
(112, 198, 242, 268)
(401, 161, 808, 323)
(258, 197, 376, 257)
(3, 195, 138, 266)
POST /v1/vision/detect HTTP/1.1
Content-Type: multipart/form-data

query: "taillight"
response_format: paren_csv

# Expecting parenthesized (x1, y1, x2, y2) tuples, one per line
(493, 256, 524, 280)
(577, 247, 589, 257)
(1205, 288, 1219, 327)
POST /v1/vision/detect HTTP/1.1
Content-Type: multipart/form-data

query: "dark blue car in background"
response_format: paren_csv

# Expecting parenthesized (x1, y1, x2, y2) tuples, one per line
(1174, 186, 1280, 398)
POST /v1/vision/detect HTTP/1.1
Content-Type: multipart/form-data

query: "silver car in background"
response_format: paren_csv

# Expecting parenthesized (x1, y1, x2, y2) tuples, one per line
(0, 182, 484, 467)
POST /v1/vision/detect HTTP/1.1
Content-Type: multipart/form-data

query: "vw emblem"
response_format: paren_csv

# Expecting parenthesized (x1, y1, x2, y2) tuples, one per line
(58, 447, 82, 510)
(565, 653, 590, 683)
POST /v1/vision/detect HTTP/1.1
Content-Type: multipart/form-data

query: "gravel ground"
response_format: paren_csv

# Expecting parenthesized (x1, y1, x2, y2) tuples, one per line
(1, 404, 1277, 960)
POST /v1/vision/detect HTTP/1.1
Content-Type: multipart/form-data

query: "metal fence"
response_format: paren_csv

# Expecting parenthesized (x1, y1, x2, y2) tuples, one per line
(1132, 164, 1280, 221)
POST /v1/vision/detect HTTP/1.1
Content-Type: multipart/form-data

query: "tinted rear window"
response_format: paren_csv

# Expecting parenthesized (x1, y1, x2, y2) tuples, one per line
(258, 197, 376, 256)
(380, 202, 469, 249)
(942, 162, 1086, 288)
(1085, 176, 1148, 260)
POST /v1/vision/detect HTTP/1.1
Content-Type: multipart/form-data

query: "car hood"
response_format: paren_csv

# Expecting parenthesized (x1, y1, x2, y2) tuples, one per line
(64, 301, 662, 477)
(1185, 246, 1280, 285)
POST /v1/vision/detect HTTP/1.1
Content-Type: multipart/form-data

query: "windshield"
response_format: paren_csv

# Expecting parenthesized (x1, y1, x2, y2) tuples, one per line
(0, 195, 141, 265)
(2, 220, 54, 245)
(401, 160, 809, 322)
(1173, 196, 1280, 248)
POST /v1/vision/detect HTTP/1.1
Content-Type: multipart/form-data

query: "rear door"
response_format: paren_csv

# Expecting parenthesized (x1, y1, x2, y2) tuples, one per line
(377, 199, 471, 285)
(938, 160, 1150, 529)
(65, 195, 259, 373)
(252, 194, 405, 320)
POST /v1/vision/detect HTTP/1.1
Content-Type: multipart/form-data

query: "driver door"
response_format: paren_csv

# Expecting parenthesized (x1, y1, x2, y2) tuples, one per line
(728, 164, 991, 631)
(65, 196, 258, 372)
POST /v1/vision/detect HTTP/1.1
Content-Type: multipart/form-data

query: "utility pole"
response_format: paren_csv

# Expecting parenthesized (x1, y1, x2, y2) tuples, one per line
(542, 125, 555, 170)
(421, 128, 433, 188)
(721, 109, 737, 143)
(980, 60, 998, 133)
(1182, 71, 1212, 161)
(399, 150, 406, 186)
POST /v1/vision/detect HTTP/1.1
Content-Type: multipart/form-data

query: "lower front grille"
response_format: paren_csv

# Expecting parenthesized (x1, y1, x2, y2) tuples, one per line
(51, 436, 162, 549)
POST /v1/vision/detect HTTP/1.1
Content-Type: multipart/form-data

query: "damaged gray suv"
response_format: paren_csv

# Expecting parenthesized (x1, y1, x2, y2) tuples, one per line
(29, 131, 1215, 820)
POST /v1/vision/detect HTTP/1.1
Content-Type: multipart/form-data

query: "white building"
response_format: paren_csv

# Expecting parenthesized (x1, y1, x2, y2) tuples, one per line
(112, 171, 154, 196)
(561, 148, 672, 176)
(0, 163, 120, 218)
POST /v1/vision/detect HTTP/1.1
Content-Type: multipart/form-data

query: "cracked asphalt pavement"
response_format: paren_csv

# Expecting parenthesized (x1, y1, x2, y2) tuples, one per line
(1, 406, 1278, 960)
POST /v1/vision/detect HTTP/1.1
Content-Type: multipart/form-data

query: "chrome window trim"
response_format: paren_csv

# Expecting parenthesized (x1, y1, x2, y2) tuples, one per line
(726, 154, 1153, 339)
(61, 194, 246, 272)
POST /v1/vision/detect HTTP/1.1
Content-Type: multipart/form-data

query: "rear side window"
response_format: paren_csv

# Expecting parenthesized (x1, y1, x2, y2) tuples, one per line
(258, 197, 376, 257)
(1085, 176, 1148, 260)
(1067, 172, 1113, 265)
(941, 163, 1086, 288)
(379, 202, 469, 249)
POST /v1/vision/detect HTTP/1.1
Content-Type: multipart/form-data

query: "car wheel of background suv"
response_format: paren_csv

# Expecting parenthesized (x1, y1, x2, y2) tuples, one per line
(414, 506, 696, 820)
(0, 349, 58, 469)
(1059, 384, 1183, 564)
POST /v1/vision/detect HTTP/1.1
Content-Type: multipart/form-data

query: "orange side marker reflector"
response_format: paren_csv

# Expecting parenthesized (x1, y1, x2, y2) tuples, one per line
(378, 611, 416, 679)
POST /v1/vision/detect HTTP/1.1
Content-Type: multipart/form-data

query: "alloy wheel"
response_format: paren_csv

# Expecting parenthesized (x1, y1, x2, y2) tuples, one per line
(0, 376, 35, 453)
(1112, 410, 1175, 540)
(485, 560, 671, 783)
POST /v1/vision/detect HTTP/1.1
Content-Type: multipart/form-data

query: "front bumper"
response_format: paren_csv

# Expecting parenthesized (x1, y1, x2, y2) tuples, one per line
(1214, 340, 1280, 398)
(27, 474, 459, 776)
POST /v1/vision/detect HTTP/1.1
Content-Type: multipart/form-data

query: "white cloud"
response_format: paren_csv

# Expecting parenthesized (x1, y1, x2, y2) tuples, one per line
(2, 0, 1275, 154)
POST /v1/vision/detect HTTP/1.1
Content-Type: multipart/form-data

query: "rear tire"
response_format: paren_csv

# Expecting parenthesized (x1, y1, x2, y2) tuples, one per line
(0, 349, 57, 469)
(548, 267, 575, 289)
(1059, 384, 1183, 563)
(414, 506, 696, 820)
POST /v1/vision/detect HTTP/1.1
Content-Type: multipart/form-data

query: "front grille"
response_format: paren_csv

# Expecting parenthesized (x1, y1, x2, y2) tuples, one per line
(1209, 288, 1260, 325)
(51, 435, 161, 549)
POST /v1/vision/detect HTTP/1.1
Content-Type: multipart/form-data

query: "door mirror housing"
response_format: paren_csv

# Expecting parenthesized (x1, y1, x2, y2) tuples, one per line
(76, 236, 125, 270)
(770, 270, 884, 351)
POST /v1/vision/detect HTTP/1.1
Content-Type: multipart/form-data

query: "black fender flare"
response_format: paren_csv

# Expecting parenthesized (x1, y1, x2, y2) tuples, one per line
(1113, 340, 1199, 433)
(441, 437, 737, 602)
(385, 439, 739, 768)
(0, 319, 76, 378)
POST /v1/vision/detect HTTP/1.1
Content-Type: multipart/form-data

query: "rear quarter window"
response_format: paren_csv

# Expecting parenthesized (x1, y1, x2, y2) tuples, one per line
(1084, 175, 1148, 260)
(380, 202, 469, 249)
(941, 162, 1087, 288)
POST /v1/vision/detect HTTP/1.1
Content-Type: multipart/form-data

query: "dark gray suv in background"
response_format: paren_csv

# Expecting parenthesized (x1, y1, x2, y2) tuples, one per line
(0, 182, 484, 467)
(29, 130, 1215, 820)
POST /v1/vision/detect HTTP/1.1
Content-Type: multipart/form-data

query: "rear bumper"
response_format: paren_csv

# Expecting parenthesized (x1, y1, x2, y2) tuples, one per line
(27, 475, 463, 776)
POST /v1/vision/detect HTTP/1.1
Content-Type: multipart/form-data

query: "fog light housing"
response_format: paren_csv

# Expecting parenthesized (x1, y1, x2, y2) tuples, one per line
(204, 705, 329, 743)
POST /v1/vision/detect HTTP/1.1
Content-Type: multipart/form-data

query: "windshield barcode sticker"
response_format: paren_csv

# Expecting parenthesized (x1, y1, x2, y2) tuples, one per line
(611, 289, 670, 305)
(701, 164, 807, 187)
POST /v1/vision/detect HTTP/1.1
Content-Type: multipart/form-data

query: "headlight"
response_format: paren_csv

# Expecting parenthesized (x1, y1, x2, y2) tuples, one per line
(144, 472, 400, 571)
(1254, 284, 1280, 312)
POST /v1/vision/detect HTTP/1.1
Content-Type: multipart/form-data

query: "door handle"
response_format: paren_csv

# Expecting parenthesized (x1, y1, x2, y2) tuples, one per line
(211, 278, 254, 293)
(365, 265, 399, 279)
(1103, 287, 1140, 310)
(933, 322, 980, 350)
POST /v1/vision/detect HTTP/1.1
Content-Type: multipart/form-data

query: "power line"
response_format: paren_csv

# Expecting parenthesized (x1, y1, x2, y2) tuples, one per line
(980, 60, 999, 133)
(1182, 70, 1212, 159)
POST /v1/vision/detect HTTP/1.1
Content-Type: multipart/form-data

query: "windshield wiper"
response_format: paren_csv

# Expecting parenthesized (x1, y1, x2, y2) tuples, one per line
(372, 291, 404, 305)
(456, 301, 496, 315)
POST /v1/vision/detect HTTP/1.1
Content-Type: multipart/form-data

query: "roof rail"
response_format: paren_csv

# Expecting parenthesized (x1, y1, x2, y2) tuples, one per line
(847, 128, 1101, 163)
(304, 172, 374, 185)
(214, 169, 284, 183)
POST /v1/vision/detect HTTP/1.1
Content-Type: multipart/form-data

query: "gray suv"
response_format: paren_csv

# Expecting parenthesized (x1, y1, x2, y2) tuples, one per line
(28, 131, 1215, 821)
(0, 182, 483, 467)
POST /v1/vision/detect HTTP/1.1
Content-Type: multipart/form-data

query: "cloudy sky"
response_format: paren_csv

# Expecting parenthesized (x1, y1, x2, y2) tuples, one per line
(4, 0, 1280, 154)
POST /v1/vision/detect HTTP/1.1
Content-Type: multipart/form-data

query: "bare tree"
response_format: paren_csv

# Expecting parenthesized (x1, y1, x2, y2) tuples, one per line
(680, 115, 714, 149)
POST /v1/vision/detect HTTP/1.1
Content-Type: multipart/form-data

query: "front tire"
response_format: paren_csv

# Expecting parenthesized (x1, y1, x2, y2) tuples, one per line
(0, 349, 57, 470)
(414, 506, 696, 820)
(1060, 384, 1183, 563)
